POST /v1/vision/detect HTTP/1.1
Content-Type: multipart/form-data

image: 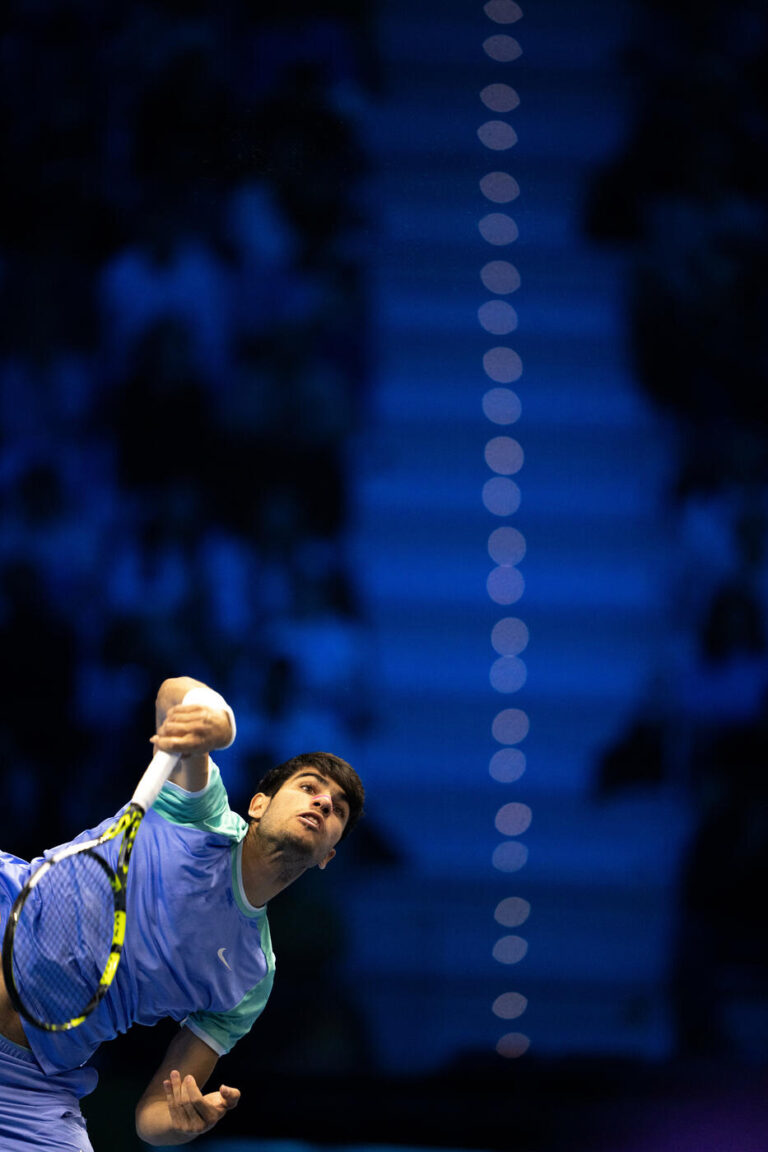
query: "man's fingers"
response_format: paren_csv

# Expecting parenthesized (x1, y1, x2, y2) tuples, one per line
(163, 1071, 209, 1131)
(154, 708, 219, 747)
(152, 703, 231, 758)
(163, 1072, 192, 1123)
(219, 1084, 241, 1111)
(165, 704, 206, 718)
(181, 1073, 216, 1118)
(161, 1070, 239, 1137)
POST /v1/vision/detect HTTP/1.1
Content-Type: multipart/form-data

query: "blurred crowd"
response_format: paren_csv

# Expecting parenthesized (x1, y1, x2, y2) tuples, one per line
(0, 0, 376, 859)
(587, 0, 768, 1062)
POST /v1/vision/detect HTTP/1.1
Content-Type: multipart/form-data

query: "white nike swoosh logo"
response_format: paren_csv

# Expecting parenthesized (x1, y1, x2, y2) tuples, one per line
(217, 947, 232, 971)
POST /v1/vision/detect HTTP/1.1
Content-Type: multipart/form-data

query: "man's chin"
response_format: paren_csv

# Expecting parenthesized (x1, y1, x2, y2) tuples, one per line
(272, 828, 321, 862)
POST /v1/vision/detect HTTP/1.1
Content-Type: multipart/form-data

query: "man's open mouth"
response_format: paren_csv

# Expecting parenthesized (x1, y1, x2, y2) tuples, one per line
(297, 813, 322, 831)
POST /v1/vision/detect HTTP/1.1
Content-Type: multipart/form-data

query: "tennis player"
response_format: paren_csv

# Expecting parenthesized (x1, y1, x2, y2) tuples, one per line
(0, 675, 364, 1150)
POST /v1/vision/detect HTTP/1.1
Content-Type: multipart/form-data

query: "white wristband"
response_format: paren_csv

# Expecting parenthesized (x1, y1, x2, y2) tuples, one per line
(182, 686, 236, 748)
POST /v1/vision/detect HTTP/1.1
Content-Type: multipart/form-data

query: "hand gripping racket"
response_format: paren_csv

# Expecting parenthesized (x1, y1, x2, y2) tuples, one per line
(1, 749, 179, 1032)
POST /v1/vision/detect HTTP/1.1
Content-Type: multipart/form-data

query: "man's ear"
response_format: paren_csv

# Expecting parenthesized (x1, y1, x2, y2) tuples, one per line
(248, 792, 270, 821)
(318, 848, 336, 871)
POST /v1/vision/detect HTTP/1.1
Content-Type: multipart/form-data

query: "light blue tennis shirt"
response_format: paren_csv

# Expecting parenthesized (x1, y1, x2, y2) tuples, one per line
(22, 763, 275, 1076)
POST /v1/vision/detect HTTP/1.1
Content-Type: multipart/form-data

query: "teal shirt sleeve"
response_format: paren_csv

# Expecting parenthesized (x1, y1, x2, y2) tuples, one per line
(152, 761, 246, 839)
(183, 913, 276, 1055)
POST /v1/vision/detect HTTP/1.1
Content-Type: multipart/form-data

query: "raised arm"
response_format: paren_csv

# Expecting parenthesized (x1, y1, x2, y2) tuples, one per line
(135, 1026, 240, 1146)
(152, 677, 235, 792)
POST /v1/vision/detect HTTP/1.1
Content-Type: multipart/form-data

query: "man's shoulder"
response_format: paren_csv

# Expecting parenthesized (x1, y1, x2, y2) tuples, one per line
(150, 762, 247, 841)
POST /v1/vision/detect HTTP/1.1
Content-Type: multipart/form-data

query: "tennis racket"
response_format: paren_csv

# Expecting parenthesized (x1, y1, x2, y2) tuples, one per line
(1, 748, 179, 1032)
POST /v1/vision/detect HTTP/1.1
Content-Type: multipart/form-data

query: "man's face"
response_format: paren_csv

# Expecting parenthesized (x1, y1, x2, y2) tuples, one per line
(247, 769, 350, 869)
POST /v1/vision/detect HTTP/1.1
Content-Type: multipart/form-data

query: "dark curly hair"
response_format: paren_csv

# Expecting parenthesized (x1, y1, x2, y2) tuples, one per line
(254, 751, 364, 840)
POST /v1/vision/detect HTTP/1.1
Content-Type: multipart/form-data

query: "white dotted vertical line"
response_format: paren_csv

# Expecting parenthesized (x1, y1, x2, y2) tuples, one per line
(479, 0, 529, 1062)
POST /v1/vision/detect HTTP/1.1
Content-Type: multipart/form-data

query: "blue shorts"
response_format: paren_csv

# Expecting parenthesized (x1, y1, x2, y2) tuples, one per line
(1, 850, 98, 1151)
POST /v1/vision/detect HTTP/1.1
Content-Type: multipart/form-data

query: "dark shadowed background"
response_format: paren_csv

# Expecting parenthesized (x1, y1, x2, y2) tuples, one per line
(2, 1, 768, 1149)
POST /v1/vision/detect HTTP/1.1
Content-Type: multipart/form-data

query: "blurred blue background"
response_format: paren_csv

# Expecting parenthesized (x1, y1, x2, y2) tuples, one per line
(2, 0, 768, 1149)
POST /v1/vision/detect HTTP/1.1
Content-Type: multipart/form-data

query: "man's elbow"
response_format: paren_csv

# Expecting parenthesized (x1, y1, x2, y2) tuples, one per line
(135, 1093, 171, 1146)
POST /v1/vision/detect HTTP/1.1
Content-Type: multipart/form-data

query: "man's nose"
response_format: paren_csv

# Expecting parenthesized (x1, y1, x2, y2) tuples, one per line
(312, 792, 332, 814)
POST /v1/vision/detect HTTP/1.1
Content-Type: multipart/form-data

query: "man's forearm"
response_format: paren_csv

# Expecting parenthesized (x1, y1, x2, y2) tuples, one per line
(136, 1026, 238, 1145)
(152, 677, 235, 791)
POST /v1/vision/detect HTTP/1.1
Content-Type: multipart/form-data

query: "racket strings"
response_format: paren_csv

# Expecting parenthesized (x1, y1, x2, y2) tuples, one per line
(11, 851, 117, 1027)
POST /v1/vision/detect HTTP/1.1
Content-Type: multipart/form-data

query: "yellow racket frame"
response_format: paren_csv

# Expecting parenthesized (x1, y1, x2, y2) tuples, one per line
(2, 804, 143, 1032)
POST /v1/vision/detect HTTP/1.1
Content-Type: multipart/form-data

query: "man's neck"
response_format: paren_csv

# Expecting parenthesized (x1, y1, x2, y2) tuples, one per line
(240, 827, 309, 907)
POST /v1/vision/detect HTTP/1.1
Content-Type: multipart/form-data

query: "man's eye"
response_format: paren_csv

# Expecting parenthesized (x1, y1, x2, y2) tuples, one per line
(301, 783, 313, 792)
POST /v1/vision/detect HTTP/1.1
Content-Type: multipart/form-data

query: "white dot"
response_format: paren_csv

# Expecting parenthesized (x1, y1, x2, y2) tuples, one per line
(481, 261, 521, 294)
(494, 896, 531, 927)
(485, 436, 523, 475)
(483, 34, 523, 62)
(489, 747, 526, 781)
(487, 565, 524, 605)
(485, 437, 523, 477)
(480, 83, 520, 113)
(483, 478, 521, 516)
(495, 802, 532, 837)
(492, 843, 529, 872)
(490, 655, 527, 693)
(484, 0, 523, 24)
(478, 213, 518, 246)
(491, 616, 528, 655)
(478, 301, 517, 335)
(480, 172, 520, 204)
(492, 991, 528, 1020)
(482, 388, 521, 425)
(488, 526, 526, 565)
(477, 120, 518, 151)
(483, 346, 522, 382)
(492, 934, 529, 962)
(496, 1032, 530, 1059)
(492, 707, 529, 744)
